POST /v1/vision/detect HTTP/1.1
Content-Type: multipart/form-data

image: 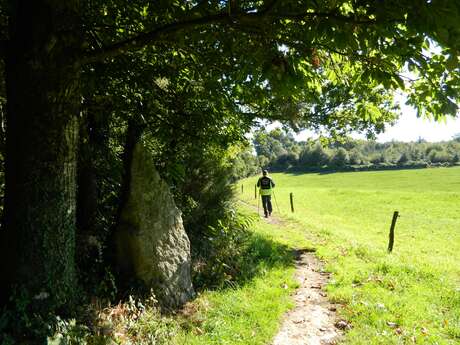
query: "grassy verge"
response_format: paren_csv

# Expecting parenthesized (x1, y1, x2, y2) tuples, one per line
(170, 209, 315, 345)
(241, 168, 460, 345)
(52, 208, 307, 345)
(171, 217, 299, 345)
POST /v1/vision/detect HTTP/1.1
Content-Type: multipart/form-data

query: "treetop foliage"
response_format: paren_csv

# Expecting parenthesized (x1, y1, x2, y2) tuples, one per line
(77, 0, 460, 138)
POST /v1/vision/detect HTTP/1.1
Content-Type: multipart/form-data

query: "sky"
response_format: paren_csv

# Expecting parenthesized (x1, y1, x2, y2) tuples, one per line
(374, 104, 460, 143)
(293, 98, 460, 143)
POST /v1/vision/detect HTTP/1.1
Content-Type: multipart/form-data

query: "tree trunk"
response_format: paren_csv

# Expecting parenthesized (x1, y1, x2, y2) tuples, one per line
(0, 0, 82, 312)
(116, 118, 145, 224)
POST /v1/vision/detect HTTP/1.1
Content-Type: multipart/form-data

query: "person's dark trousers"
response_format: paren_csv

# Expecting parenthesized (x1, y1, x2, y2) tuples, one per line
(261, 195, 273, 217)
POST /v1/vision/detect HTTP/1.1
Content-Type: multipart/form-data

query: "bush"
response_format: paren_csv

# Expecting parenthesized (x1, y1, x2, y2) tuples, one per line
(397, 152, 410, 165)
(171, 146, 258, 290)
(428, 150, 452, 163)
(330, 148, 350, 167)
(274, 152, 298, 168)
(299, 143, 330, 167)
(191, 210, 254, 290)
(230, 149, 259, 181)
(349, 149, 364, 165)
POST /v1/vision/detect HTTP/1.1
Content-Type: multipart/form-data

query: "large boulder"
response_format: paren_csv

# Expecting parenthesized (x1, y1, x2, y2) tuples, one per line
(115, 142, 194, 307)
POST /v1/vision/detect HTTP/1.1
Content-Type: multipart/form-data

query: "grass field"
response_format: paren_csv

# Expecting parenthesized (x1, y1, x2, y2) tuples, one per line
(241, 167, 460, 344)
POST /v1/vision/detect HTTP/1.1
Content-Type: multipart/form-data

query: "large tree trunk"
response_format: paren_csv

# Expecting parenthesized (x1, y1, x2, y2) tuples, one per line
(0, 0, 82, 312)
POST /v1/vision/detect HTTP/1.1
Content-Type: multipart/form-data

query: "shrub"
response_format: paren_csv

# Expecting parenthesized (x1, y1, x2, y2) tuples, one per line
(330, 148, 350, 167)
(171, 147, 257, 290)
(397, 152, 410, 165)
(428, 150, 452, 163)
(274, 152, 299, 168)
(349, 149, 364, 165)
(191, 210, 254, 290)
(299, 142, 330, 167)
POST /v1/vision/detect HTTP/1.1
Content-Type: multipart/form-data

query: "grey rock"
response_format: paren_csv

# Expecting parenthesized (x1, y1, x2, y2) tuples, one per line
(115, 142, 194, 307)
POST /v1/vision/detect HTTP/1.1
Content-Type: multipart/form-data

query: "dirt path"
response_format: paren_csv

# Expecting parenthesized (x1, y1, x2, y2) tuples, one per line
(241, 201, 343, 344)
(272, 247, 342, 345)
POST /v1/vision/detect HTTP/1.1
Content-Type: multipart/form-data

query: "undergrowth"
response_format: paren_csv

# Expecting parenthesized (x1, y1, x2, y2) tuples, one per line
(1, 208, 297, 344)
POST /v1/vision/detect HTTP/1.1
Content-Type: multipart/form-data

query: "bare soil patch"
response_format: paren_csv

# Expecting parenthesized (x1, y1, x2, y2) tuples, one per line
(272, 249, 342, 345)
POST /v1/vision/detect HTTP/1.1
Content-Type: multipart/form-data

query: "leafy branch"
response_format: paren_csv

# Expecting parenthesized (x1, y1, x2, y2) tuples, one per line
(82, 3, 399, 65)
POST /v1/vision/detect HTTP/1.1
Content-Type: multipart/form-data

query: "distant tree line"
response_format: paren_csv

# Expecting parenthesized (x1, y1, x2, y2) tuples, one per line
(232, 128, 460, 179)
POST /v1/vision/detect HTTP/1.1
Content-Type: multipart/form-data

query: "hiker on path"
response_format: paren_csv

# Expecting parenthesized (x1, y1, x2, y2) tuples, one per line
(257, 169, 275, 218)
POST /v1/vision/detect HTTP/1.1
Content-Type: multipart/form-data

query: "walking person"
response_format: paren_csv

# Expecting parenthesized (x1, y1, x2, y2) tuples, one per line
(257, 169, 275, 218)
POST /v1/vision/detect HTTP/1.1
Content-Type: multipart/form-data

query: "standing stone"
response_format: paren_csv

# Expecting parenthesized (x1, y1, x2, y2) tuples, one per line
(115, 142, 194, 307)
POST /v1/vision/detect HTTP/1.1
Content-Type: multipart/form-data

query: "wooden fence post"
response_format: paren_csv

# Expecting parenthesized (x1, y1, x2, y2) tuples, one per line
(290, 192, 294, 213)
(241, 184, 243, 194)
(254, 184, 257, 199)
(388, 211, 399, 253)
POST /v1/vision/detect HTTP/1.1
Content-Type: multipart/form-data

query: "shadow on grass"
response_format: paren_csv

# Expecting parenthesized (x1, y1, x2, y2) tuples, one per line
(238, 232, 296, 277)
(192, 228, 316, 294)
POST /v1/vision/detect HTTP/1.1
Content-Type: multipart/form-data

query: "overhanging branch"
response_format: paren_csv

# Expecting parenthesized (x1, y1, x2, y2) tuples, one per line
(81, 4, 398, 65)
(81, 12, 232, 64)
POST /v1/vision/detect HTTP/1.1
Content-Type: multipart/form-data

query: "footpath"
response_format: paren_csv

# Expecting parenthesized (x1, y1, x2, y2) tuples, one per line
(272, 246, 341, 345)
(250, 204, 344, 345)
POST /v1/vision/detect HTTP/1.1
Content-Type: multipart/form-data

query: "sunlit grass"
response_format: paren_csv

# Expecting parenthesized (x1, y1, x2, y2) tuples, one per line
(170, 216, 302, 345)
(70, 213, 302, 345)
(77, 167, 459, 344)
(241, 167, 460, 344)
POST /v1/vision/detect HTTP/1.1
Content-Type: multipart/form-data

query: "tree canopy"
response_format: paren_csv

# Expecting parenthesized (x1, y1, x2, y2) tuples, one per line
(79, 0, 460, 130)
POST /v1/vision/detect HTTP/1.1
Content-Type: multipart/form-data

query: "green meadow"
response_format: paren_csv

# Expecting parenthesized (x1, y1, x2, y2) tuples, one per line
(241, 167, 460, 344)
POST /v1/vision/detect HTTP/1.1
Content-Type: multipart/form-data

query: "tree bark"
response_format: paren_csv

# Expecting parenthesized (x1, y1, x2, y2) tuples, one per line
(0, 0, 82, 312)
